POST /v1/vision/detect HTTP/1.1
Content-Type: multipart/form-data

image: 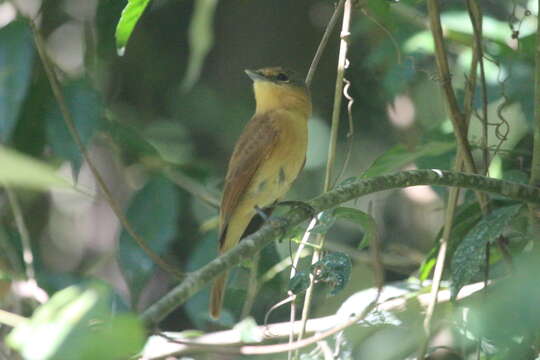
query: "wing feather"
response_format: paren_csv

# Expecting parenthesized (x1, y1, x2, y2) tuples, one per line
(219, 114, 279, 243)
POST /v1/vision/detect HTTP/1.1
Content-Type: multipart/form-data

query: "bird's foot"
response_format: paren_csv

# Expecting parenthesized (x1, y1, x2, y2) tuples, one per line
(254, 205, 272, 221)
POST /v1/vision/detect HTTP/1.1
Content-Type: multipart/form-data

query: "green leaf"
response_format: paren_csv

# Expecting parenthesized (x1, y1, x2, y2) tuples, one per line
(310, 209, 337, 235)
(115, 0, 152, 55)
(361, 141, 455, 178)
(419, 201, 484, 281)
(310, 207, 377, 250)
(7, 282, 144, 360)
(118, 175, 179, 306)
(107, 120, 160, 165)
(0, 146, 73, 190)
(333, 207, 377, 249)
(181, 0, 218, 91)
(288, 272, 311, 295)
(450, 205, 522, 299)
(0, 20, 34, 142)
(45, 80, 104, 173)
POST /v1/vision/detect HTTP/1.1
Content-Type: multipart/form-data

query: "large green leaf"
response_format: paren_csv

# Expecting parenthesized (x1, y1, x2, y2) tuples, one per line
(418, 200, 484, 281)
(333, 207, 377, 250)
(107, 119, 160, 165)
(45, 80, 104, 173)
(0, 20, 34, 142)
(181, 0, 218, 91)
(0, 146, 73, 190)
(450, 204, 522, 299)
(115, 0, 152, 55)
(118, 175, 179, 306)
(7, 282, 144, 360)
(310, 207, 377, 249)
(361, 141, 455, 178)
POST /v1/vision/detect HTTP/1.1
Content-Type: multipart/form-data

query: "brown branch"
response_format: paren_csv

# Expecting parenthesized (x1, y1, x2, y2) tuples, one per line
(426, 0, 478, 178)
(305, 0, 346, 88)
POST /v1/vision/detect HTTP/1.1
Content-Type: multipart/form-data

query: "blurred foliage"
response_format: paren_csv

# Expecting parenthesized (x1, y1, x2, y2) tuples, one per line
(0, 0, 540, 359)
(118, 174, 181, 307)
(0, 20, 33, 142)
(7, 282, 144, 360)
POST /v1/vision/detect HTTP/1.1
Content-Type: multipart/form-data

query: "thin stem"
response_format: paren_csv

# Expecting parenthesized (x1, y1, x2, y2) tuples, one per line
(427, 0, 481, 186)
(5, 187, 35, 282)
(466, 0, 490, 174)
(287, 216, 317, 360)
(323, 0, 352, 193)
(418, 7, 482, 354)
(163, 167, 220, 208)
(305, 0, 346, 88)
(417, 184, 460, 358)
(297, 0, 353, 347)
(240, 253, 260, 319)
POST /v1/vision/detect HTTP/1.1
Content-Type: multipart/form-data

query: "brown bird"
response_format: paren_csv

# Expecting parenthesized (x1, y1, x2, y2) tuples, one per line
(210, 67, 312, 319)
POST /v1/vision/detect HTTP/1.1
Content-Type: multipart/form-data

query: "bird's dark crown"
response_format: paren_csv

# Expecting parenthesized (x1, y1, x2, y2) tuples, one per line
(245, 67, 305, 87)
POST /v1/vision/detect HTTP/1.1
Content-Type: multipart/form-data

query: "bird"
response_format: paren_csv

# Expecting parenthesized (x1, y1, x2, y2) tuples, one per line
(210, 66, 312, 319)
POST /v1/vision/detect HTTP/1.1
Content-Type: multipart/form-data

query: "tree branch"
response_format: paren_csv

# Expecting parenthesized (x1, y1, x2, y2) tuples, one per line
(140, 169, 540, 327)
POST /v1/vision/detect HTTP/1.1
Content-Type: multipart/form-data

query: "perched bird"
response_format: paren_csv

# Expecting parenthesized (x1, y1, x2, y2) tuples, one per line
(210, 67, 312, 319)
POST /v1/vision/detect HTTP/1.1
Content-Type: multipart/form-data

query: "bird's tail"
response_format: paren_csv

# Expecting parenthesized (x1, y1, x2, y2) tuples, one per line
(210, 271, 228, 319)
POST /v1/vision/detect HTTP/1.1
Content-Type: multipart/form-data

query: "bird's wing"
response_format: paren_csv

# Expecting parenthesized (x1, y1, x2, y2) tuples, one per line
(219, 113, 279, 244)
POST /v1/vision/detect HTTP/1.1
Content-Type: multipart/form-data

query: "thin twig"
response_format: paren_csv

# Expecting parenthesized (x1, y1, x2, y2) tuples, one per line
(305, 0, 346, 88)
(240, 253, 260, 319)
(287, 216, 317, 360)
(163, 167, 220, 208)
(289, 0, 348, 349)
(418, 4, 484, 355)
(21, 14, 182, 279)
(426, 0, 481, 186)
(5, 187, 35, 282)
(466, 0, 490, 175)
(417, 185, 459, 358)
(333, 62, 355, 185)
(368, 201, 384, 292)
(296, 0, 354, 349)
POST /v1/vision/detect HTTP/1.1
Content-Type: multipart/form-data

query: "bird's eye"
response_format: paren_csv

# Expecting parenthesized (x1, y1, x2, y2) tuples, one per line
(276, 73, 289, 82)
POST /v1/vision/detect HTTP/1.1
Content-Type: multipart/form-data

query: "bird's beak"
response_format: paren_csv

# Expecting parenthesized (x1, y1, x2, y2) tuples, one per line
(245, 69, 267, 82)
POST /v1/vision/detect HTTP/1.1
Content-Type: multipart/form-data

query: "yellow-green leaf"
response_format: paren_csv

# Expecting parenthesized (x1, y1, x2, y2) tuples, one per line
(0, 146, 73, 190)
(181, 0, 218, 91)
(115, 0, 152, 55)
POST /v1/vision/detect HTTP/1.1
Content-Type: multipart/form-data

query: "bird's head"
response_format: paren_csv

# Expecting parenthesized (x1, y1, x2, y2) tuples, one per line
(245, 67, 311, 116)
